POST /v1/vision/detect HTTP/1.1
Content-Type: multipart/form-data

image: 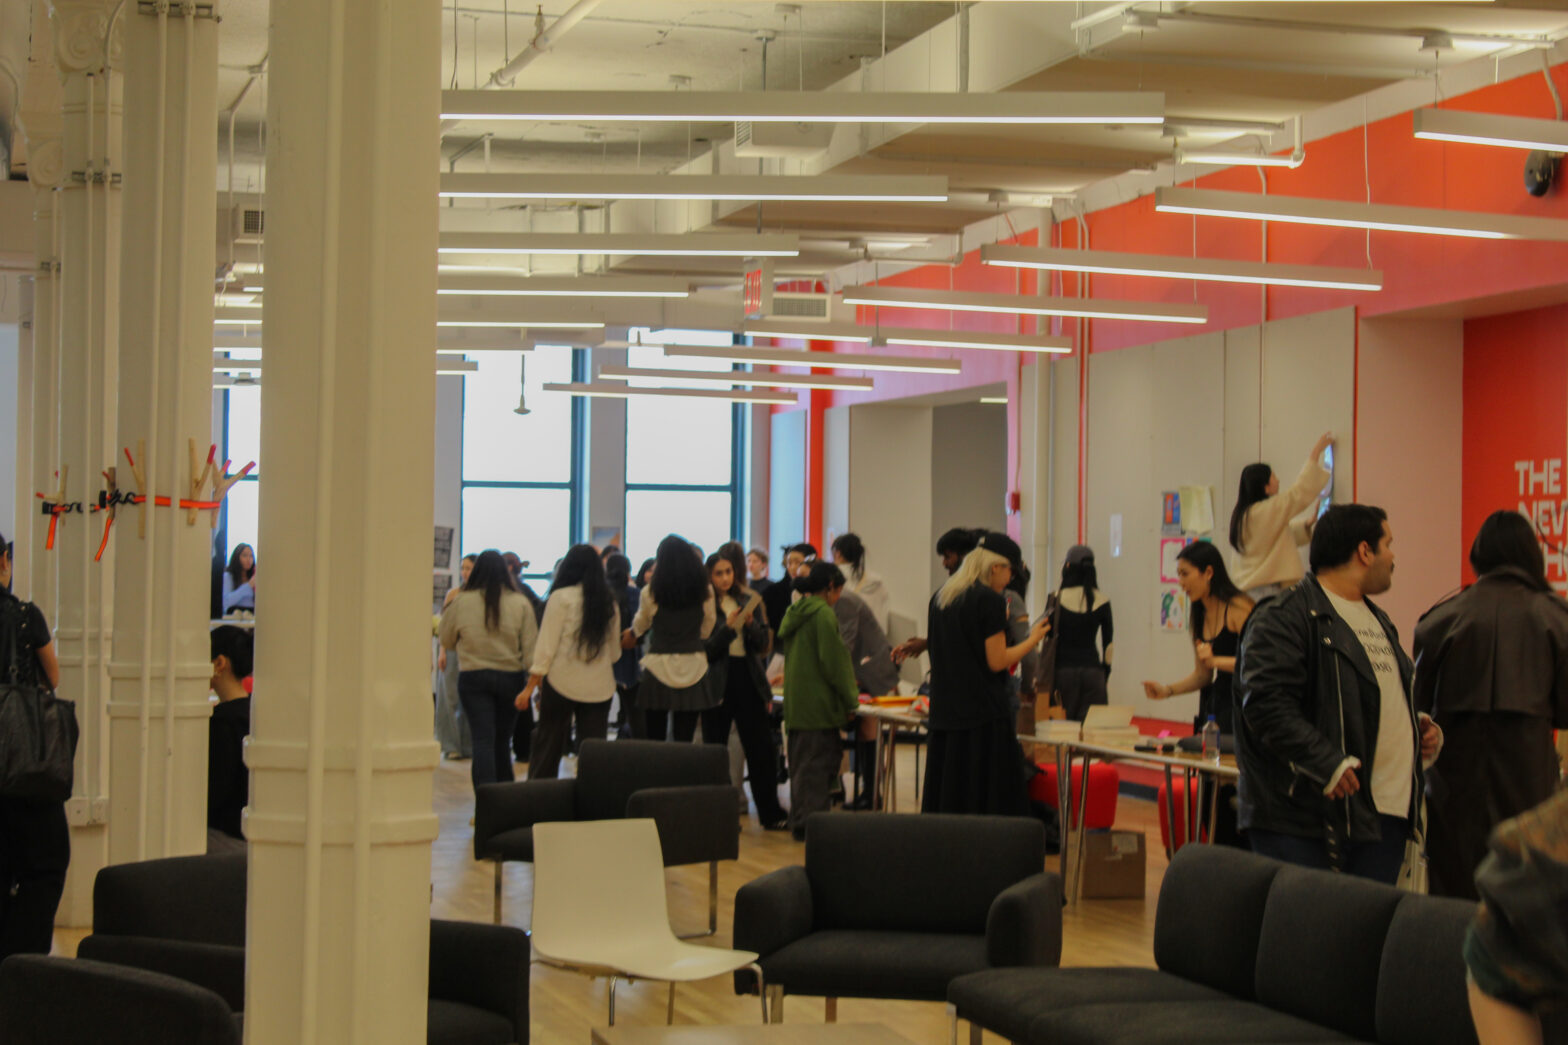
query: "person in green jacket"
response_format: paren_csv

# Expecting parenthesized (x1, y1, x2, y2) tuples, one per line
(777, 561, 861, 841)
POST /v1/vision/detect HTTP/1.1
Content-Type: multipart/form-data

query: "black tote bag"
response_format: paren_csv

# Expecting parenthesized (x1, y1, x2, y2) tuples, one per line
(0, 596, 78, 803)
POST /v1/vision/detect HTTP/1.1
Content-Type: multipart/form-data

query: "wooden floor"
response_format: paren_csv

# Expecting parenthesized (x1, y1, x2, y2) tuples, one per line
(55, 743, 1174, 1044)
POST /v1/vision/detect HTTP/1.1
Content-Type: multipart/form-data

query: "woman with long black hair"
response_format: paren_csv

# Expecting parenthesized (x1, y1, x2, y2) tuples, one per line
(1415, 510, 1568, 899)
(624, 534, 716, 742)
(830, 532, 891, 630)
(1230, 432, 1333, 600)
(604, 553, 642, 738)
(438, 549, 538, 792)
(520, 544, 621, 779)
(1141, 540, 1254, 734)
(221, 543, 256, 613)
(1050, 545, 1114, 722)
(703, 548, 787, 829)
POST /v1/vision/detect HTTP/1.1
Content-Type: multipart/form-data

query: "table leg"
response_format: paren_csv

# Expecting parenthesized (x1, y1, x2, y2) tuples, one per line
(871, 716, 886, 812)
(885, 722, 899, 813)
(1056, 745, 1072, 903)
(1186, 767, 1198, 846)
(1207, 769, 1222, 845)
(1072, 754, 1091, 907)
(1162, 764, 1178, 859)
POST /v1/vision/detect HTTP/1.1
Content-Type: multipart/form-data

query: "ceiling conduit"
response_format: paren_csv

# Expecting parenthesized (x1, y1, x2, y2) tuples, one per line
(439, 0, 605, 135)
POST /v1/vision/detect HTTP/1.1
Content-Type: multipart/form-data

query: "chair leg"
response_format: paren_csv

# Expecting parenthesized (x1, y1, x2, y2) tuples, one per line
(608, 976, 618, 1027)
(708, 861, 719, 936)
(492, 860, 503, 925)
(970, 1022, 983, 1045)
(666, 981, 676, 1025)
(766, 983, 784, 1024)
(824, 997, 837, 1023)
(749, 964, 767, 1023)
(947, 1003, 959, 1045)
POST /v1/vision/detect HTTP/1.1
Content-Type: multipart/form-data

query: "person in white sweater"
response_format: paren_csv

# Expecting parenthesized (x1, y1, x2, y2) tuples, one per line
(830, 532, 892, 632)
(1229, 432, 1334, 600)
(518, 544, 622, 780)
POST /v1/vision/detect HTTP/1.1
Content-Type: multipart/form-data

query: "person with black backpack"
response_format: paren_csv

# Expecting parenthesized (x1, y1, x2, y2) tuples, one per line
(0, 532, 68, 960)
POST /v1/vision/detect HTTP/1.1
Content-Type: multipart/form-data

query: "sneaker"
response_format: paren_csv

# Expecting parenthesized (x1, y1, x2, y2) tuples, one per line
(761, 817, 790, 832)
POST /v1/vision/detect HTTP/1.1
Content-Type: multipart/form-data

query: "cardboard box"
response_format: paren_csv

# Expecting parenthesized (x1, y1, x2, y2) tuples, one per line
(1080, 830, 1146, 900)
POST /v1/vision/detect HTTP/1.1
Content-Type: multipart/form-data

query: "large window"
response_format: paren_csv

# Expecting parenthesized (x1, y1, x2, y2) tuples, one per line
(622, 330, 746, 567)
(460, 348, 583, 581)
(218, 380, 261, 566)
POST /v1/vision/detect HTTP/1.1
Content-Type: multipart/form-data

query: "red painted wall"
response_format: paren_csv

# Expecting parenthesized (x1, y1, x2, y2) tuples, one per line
(1462, 304, 1568, 593)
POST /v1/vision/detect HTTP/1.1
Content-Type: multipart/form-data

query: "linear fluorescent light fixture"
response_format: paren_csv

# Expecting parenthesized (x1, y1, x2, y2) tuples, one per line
(878, 328, 1072, 354)
(1177, 149, 1304, 169)
(741, 320, 873, 343)
(843, 285, 1208, 325)
(980, 397, 1008, 404)
(663, 343, 962, 375)
(543, 381, 797, 405)
(981, 244, 1383, 292)
(439, 173, 948, 203)
(438, 232, 802, 257)
(436, 275, 690, 299)
(1413, 107, 1568, 153)
(440, 89, 1165, 126)
(1155, 186, 1568, 242)
(437, 321, 606, 329)
(597, 364, 873, 391)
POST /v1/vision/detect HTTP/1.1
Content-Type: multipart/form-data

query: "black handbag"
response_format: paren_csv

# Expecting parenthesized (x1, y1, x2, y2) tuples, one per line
(0, 596, 78, 803)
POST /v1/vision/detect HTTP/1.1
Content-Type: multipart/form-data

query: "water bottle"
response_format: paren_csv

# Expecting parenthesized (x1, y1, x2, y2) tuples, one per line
(1201, 714, 1221, 765)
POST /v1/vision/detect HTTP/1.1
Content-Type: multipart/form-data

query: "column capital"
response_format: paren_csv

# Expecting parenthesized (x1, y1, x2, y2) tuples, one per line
(19, 6, 63, 188)
(48, 0, 122, 76)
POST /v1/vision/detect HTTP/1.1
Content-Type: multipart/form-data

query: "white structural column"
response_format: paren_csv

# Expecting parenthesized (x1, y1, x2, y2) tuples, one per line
(17, 5, 62, 646)
(245, 0, 441, 1041)
(47, 0, 122, 925)
(106, 1, 221, 863)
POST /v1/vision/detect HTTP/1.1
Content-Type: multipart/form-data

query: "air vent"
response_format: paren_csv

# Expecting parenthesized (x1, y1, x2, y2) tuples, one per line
(241, 209, 264, 235)
(733, 121, 832, 160)
(230, 207, 265, 245)
(770, 292, 830, 319)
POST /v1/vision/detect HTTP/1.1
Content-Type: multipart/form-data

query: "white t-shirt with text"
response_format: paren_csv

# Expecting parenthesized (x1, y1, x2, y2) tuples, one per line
(1323, 589, 1414, 818)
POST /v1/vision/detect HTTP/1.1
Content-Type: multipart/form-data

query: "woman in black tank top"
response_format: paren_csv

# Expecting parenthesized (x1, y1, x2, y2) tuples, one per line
(1141, 542, 1253, 734)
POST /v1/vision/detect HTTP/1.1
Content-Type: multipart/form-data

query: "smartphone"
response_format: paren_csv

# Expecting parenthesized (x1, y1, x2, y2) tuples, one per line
(1316, 444, 1335, 519)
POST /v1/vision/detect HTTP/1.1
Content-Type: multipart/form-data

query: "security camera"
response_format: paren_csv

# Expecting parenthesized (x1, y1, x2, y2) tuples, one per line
(1525, 150, 1559, 198)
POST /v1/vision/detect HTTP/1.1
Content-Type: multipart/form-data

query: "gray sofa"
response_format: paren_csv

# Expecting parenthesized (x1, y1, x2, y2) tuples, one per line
(949, 843, 1480, 1045)
(733, 812, 1060, 1018)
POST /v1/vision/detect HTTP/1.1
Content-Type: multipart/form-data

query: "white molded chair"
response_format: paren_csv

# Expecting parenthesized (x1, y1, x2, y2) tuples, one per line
(531, 818, 768, 1027)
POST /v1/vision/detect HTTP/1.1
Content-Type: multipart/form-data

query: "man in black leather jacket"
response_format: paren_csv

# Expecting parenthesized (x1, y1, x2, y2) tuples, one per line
(1235, 504, 1442, 883)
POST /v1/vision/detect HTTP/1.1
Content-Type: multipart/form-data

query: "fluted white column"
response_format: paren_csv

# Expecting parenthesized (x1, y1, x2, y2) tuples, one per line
(244, 0, 441, 1041)
(106, 0, 221, 863)
(47, 0, 122, 925)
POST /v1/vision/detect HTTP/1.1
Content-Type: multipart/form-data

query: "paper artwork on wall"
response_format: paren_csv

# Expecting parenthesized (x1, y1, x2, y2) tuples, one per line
(1161, 492, 1181, 536)
(1178, 486, 1214, 535)
(434, 525, 455, 570)
(1159, 537, 1190, 583)
(1159, 587, 1188, 632)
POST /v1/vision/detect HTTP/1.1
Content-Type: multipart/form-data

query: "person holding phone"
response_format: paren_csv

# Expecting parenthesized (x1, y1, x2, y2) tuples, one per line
(702, 547, 787, 830)
(1230, 432, 1334, 601)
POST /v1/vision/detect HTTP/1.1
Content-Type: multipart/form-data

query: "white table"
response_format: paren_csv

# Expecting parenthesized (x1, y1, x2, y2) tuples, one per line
(1019, 734, 1239, 906)
(856, 704, 927, 812)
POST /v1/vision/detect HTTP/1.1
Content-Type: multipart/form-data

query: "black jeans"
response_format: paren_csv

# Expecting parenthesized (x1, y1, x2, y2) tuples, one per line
(1249, 813, 1409, 885)
(0, 798, 68, 961)
(529, 680, 611, 780)
(645, 709, 702, 743)
(457, 669, 526, 790)
(702, 658, 784, 823)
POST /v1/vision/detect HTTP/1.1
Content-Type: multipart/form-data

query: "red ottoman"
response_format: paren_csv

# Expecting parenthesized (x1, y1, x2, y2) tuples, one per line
(1030, 762, 1119, 829)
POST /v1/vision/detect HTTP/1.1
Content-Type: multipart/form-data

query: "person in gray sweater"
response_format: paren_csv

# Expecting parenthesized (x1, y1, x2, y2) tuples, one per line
(827, 565, 899, 809)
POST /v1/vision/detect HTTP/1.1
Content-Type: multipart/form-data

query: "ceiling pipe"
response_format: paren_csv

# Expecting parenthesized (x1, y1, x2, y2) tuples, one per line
(440, 0, 605, 134)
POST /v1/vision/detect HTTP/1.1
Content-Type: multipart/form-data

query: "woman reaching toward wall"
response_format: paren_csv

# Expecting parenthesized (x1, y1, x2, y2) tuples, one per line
(1230, 431, 1333, 601)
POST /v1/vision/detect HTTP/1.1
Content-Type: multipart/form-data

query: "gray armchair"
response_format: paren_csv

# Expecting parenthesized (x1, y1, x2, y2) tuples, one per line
(732, 812, 1059, 1021)
(74, 853, 529, 1045)
(475, 738, 740, 933)
(0, 956, 240, 1045)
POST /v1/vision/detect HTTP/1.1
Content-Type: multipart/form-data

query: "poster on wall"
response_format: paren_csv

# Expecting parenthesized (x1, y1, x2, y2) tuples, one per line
(432, 571, 453, 614)
(591, 525, 622, 550)
(1159, 538, 1190, 583)
(1159, 587, 1188, 632)
(1178, 486, 1214, 535)
(434, 525, 454, 570)
(1161, 492, 1181, 536)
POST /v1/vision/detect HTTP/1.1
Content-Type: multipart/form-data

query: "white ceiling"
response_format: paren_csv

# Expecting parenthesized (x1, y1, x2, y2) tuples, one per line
(179, 1, 1568, 276)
